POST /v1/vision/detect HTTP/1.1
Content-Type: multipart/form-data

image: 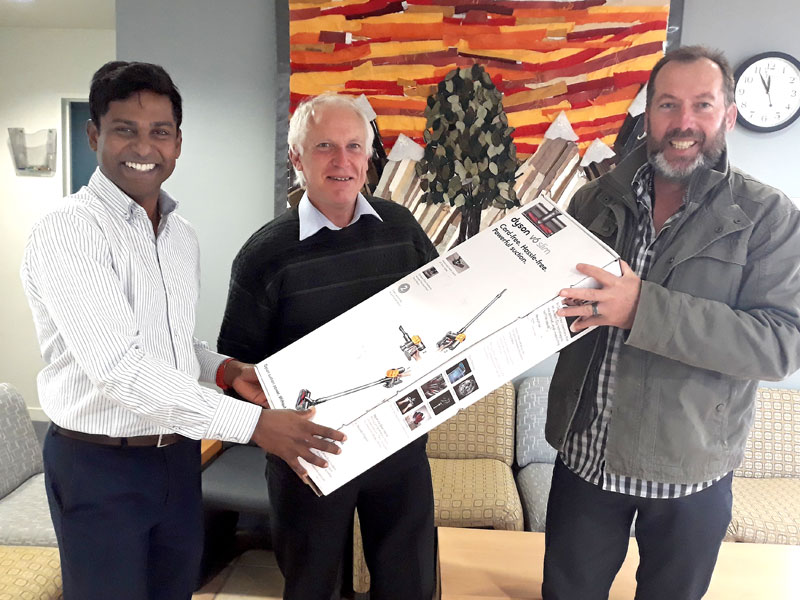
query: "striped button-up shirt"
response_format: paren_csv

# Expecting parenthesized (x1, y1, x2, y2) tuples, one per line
(20, 168, 261, 442)
(562, 164, 721, 498)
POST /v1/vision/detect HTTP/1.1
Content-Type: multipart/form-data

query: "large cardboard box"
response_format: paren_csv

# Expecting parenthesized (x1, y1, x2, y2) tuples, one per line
(256, 197, 619, 495)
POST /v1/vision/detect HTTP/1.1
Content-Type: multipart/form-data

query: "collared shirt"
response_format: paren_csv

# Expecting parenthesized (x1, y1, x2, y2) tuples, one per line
(20, 168, 261, 442)
(562, 163, 721, 498)
(298, 191, 382, 241)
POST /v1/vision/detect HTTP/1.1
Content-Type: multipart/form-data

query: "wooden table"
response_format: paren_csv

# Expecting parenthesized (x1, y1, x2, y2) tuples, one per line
(200, 439, 222, 465)
(438, 527, 800, 599)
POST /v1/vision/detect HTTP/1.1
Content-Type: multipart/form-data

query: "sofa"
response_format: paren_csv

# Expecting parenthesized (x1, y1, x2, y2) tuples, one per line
(514, 376, 800, 546)
(514, 376, 556, 532)
(726, 386, 800, 544)
(0, 383, 62, 598)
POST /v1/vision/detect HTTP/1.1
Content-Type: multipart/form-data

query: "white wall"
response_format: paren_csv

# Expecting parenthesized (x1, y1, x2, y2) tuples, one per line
(115, 0, 277, 354)
(682, 0, 800, 200)
(0, 27, 115, 414)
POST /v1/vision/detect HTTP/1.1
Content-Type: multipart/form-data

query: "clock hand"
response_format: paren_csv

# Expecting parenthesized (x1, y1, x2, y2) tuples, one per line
(766, 74, 773, 107)
(758, 72, 773, 107)
(759, 72, 770, 93)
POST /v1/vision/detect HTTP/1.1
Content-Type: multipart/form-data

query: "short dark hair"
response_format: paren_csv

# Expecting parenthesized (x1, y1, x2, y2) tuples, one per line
(89, 61, 182, 129)
(646, 45, 735, 108)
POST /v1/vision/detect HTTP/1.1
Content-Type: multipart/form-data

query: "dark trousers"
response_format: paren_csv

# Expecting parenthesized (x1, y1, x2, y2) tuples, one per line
(43, 425, 203, 600)
(543, 457, 732, 600)
(267, 438, 436, 600)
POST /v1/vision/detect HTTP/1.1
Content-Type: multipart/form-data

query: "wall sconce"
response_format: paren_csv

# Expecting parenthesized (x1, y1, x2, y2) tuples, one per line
(8, 128, 57, 176)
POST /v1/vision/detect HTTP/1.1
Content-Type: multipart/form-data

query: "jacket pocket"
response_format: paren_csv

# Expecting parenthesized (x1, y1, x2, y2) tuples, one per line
(663, 232, 747, 306)
(651, 365, 730, 470)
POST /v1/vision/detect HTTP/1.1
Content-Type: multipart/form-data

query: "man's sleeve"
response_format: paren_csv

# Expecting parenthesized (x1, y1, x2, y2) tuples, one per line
(408, 210, 439, 264)
(627, 195, 800, 381)
(421, 229, 439, 263)
(193, 337, 230, 384)
(23, 212, 260, 442)
(218, 246, 277, 366)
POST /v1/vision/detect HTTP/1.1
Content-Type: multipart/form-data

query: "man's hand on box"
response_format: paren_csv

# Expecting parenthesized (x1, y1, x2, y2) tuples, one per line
(225, 360, 270, 408)
(250, 407, 346, 479)
(556, 261, 641, 332)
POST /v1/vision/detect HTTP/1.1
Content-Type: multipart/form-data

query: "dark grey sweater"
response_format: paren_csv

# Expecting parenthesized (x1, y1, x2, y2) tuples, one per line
(218, 198, 437, 363)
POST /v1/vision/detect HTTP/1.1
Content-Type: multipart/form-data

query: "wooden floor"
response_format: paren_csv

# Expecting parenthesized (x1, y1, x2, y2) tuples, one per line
(438, 527, 800, 600)
(193, 550, 284, 600)
(193, 527, 800, 599)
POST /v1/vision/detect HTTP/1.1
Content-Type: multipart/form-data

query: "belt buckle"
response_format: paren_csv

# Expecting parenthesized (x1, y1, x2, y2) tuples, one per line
(156, 433, 168, 448)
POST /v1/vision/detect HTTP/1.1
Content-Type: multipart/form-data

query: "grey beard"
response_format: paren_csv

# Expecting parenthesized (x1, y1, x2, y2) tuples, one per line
(647, 125, 727, 183)
(648, 150, 708, 182)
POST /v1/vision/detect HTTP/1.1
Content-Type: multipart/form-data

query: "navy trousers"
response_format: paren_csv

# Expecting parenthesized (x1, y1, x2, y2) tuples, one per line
(43, 425, 203, 600)
(543, 457, 733, 600)
(267, 437, 436, 600)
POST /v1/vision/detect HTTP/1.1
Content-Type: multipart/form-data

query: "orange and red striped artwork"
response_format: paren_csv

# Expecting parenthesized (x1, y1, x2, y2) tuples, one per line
(289, 0, 669, 159)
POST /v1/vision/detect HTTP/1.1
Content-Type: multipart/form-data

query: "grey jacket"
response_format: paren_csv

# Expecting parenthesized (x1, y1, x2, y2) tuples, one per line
(546, 144, 800, 484)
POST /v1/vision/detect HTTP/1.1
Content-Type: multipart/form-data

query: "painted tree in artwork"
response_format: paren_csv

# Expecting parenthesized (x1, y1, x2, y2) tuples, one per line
(416, 64, 519, 243)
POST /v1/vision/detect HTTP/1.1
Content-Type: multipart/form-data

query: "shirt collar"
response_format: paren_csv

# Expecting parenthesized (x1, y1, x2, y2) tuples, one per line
(87, 167, 178, 222)
(631, 162, 694, 212)
(298, 191, 382, 241)
(631, 162, 654, 210)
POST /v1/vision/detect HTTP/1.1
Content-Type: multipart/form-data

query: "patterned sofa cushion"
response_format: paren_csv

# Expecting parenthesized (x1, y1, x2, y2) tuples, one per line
(426, 382, 515, 466)
(726, 477, 800, 545)
(516, 462, 554, 532)
(429, 457, 523, 531)
(0, 474, 57, 547)
(734, 387, 800, 479)
(0, 545, 61, 600)
(516, 376, 556, 467)
(0, 383, 43, 499)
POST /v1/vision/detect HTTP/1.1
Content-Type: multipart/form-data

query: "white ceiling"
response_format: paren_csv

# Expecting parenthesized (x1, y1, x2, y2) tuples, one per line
(0, 0, 114, 29)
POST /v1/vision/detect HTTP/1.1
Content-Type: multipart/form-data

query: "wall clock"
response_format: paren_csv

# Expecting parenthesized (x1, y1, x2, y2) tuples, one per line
(734, 51, 800, 132)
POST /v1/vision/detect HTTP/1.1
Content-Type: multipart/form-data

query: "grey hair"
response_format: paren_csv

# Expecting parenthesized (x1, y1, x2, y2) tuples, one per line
(646, 45, 735, 108)
(288, 92, 375, 186)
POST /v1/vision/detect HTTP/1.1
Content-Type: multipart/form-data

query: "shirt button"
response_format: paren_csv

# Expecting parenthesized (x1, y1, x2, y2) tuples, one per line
(715, 226, 723, 233)
(668, 257, 674, 263)
(716, 403, 725, 412)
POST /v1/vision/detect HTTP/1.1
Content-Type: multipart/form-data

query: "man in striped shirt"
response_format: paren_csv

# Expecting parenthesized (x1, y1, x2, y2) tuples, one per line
(544, 47, 800, 599)
(20, 61, 344, 600)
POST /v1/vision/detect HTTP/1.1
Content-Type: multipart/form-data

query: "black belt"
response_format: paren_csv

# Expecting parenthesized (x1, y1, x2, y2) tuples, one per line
(52, 425, 185, 448)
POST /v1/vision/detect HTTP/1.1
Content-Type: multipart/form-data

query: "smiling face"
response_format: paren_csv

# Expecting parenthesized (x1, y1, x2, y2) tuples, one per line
(289, 104, 369, 224)
(646, 58, 737, 182)
(87, 89, 182, 207)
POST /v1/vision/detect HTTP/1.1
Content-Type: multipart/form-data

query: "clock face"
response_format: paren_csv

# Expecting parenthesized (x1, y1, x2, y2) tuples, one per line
(735, 52, 800, 132)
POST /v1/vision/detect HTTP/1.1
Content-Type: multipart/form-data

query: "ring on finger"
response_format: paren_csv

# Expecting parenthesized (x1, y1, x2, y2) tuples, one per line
(591, 302, 599, 317)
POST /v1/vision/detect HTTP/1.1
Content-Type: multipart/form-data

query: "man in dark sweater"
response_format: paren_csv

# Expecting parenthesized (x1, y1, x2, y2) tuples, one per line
(218, 93, 437, 600)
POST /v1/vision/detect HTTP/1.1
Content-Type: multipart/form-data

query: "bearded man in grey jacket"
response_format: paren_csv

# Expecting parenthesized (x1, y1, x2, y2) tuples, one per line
(544, 45, 800, 600)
